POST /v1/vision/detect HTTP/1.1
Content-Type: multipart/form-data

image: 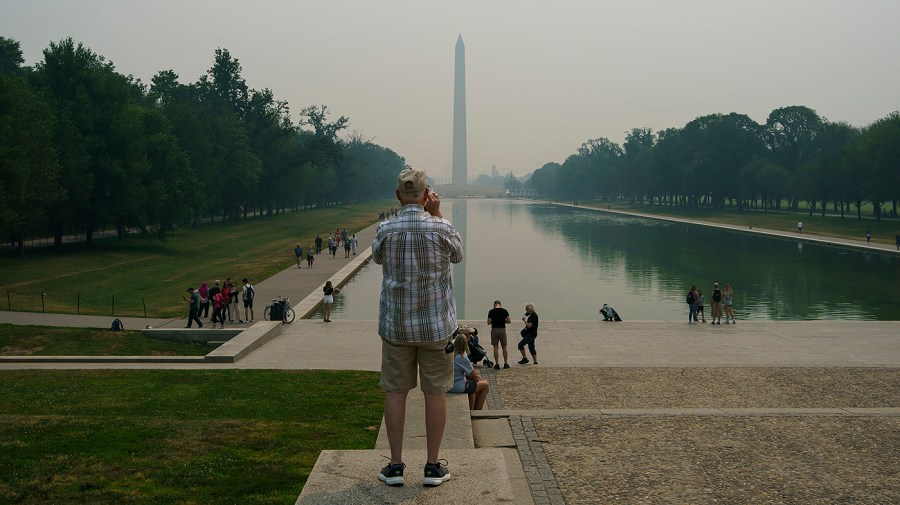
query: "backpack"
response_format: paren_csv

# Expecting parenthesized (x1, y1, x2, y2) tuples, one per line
(111, 318, 124, 331)
(245, 284, 254, 301)
(686, 291, 695, 305)
(713, 290, 722, 302)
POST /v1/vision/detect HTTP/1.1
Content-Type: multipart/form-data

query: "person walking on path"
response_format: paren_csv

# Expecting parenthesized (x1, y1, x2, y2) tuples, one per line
(315, 234, 323, 254)
(183, 287, 203, 328)
(866, 229, 871, 244)
(797, 221, 803, 234)
(373, 168, 464, 488)
(517, 303, 539, 365)
(351, 234, 358, 255)
(711, 283, 723, 325)
(697, 290, 707, 323)
(344, 236, 352, 257)
(322, 280, 340, 322)
(307, 249, 315, 268)
(211, 289, 227, 328)
(723, 283, 736, 324)
(487, 300, 511, 369)
(294, 243, 303, 268)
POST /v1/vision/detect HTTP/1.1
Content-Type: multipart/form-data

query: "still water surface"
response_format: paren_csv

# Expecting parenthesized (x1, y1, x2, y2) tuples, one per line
(319, 199, 900, 321)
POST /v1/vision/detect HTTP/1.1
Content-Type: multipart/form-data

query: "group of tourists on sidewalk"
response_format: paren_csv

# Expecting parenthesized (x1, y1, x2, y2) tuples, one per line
(686, 282, 735, 324)
(183, 277, 255, 329)
(293, 230, 359, 267)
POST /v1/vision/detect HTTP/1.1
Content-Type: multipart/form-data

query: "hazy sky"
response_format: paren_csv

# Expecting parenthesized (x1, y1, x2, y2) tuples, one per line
(4, 1, 899, 182)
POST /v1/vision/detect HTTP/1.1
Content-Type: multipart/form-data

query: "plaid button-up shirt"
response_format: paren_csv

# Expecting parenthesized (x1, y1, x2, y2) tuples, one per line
(373, 204, 464, 343)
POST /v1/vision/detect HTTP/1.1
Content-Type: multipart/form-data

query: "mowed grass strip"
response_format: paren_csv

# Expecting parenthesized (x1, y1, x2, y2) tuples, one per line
(0, 369, 383, 504)
(0, 324, 214, 356)
(1, 200, 392, 318)
(595, 202, 900, 245)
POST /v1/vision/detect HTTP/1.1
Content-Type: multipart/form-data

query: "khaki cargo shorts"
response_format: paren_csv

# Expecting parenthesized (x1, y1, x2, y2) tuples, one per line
(490, 327, 508, 346)
(380, 338, 453, 395)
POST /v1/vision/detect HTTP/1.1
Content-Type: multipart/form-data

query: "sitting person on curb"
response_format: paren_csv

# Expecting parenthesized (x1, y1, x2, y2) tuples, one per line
(448, 333, 489, 410)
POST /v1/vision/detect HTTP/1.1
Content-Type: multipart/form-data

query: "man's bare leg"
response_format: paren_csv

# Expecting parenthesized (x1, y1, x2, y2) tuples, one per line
(384, 390, 409, 464)
(423, 393, 446, 464)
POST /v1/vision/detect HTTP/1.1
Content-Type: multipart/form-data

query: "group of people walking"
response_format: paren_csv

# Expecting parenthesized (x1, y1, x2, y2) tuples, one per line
(687, 282, 735, 324)
(184, 277, 255, 328)
(293, 230, 360, 268)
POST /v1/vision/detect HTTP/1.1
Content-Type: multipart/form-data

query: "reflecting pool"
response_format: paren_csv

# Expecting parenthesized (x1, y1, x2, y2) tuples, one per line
(319, 199, 900, 321)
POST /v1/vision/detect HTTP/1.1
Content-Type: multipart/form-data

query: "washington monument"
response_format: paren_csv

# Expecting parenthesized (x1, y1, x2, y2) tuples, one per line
(452, 35, 467, 186)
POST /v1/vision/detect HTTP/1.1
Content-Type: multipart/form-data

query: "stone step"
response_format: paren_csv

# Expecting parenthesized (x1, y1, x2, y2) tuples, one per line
(295, 448, 516, 505)
(204, 321, 283, 363)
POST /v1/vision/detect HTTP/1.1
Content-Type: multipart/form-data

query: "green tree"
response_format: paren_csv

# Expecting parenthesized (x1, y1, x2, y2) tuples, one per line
(0, 36, 25, 75)
(0, 73, 63, 256)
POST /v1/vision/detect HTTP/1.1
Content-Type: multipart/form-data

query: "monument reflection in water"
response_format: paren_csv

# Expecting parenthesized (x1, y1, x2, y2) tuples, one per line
(322, 199, 900, 321)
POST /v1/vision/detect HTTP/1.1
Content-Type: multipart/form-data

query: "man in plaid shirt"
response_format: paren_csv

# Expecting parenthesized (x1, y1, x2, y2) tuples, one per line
(373, 168, 464, 487)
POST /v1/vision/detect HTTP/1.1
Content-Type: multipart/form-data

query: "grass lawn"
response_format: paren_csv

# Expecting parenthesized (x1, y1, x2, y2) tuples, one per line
(0, 324, 214, 356)
(593, 202, 900, 245)
(1, 201, 392, 318)
(0, 369, 383, 504)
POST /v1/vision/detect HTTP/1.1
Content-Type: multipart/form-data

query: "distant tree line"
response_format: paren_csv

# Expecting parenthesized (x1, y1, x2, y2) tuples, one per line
(0, 37, 407, 257)
(527, 106, 899, 220)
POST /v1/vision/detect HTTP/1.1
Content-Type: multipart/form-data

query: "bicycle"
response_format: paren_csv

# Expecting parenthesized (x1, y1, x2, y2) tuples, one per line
(264, 296, 296, 324)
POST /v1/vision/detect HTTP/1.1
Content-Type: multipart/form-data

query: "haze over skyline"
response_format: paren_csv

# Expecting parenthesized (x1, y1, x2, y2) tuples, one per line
(3, 0, 898, 182)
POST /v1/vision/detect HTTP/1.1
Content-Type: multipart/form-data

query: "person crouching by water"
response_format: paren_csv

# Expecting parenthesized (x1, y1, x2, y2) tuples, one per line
(449, 333, 489, 410)
(517, 303, 539, 365)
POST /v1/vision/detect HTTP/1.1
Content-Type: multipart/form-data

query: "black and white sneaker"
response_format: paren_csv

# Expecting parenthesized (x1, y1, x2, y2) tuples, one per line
(378, 462, 405, 486)
(423, 460, 451, 487)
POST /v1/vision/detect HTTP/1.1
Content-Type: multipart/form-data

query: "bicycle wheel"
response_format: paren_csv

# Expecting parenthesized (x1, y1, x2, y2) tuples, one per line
(283, 308, 296, 324)
(264, 306, 271, 321)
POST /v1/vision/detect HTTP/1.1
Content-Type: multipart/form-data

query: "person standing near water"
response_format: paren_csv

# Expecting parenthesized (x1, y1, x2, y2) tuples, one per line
(797, 221, 803, 234)
(723, 283, 736, 324)
(711, 283, 723, 325)
(517, 303, 539, 365)
(322, 280, 339, 322)
(487, 300, 512, 370)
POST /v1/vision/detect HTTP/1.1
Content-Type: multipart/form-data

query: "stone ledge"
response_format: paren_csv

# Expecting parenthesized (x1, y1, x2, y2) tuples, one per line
(204, 320, 283, 363)
(0, 355, 205, 364)
(141, 327, 243, 343)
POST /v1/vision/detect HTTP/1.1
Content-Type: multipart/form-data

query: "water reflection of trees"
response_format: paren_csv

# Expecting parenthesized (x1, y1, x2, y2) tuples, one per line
(528, 206, 897, 320)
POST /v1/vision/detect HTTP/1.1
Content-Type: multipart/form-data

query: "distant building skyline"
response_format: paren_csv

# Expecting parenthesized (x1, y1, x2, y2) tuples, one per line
(451, 34, 467, 186)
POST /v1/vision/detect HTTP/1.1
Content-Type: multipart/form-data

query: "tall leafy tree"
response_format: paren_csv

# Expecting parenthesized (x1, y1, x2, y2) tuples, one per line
(0, 72, 63, 256)
(0, 36, 25, 75)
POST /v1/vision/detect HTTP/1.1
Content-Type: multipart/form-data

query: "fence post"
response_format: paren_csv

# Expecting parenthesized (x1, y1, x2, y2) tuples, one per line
(112, 294, 115, 316)
(6, 290, 9, 310)
(142, 297, 147, 318)
(77, 293, 80, 314)
(41, 292, 45, 313)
